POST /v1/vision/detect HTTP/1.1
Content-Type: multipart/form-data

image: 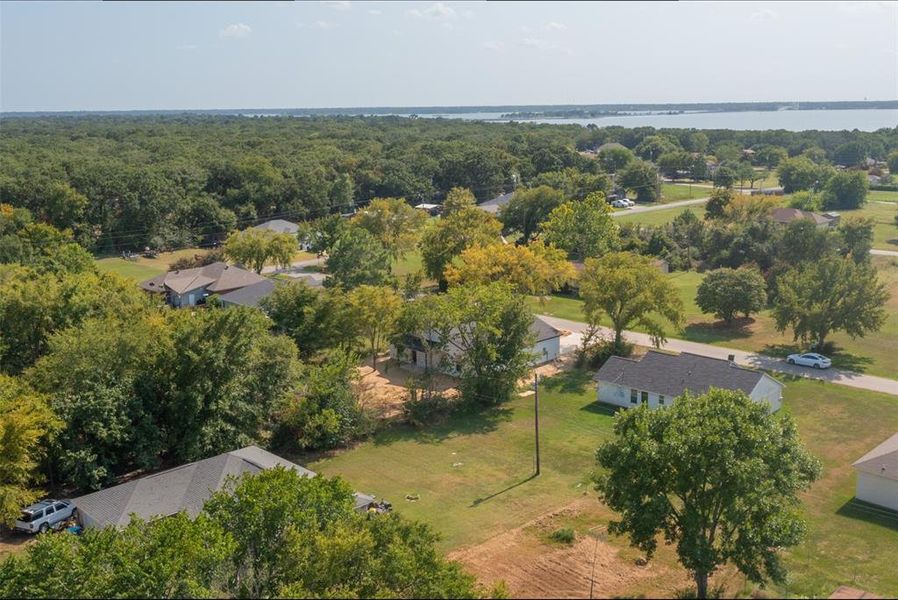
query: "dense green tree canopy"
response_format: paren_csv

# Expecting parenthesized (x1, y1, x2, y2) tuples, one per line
(499, 185, 565, 243)
(596, 389, 821, 598)
(695, 267, 767, 324)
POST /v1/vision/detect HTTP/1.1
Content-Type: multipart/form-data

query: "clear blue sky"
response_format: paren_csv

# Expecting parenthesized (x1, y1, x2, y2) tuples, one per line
(2, 1, 896, 111)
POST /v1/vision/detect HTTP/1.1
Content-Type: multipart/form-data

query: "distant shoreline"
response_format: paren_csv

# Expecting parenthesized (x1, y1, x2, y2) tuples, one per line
(3, 100, 898, 119)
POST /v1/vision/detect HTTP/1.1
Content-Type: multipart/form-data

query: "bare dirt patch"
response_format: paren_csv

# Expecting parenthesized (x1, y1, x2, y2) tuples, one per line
(355, 357, 458, 420)
(449, 499, 687, 599)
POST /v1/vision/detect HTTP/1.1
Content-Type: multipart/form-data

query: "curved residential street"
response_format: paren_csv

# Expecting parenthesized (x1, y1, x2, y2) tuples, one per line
(538, 314, 898, 397)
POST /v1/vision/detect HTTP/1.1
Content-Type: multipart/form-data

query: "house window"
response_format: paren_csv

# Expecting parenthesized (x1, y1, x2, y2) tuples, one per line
(659, 395, 665, 406)
(630, 389, 638, 404)
(641, 391, 648, 404)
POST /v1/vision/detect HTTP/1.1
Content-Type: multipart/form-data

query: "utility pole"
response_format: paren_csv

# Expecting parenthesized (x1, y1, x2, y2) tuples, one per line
(534, 373, 541, 476)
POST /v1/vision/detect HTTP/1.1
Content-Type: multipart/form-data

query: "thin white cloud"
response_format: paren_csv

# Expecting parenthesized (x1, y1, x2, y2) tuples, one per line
(408, 2, 456, 20)
(519, 37, 574, 56)
(545, 21, 567, 30)
(219, 23, 251, 39)
(296, 22, 306, 29)
(322, 0, 351, 10)
(314, 20, 337, 29)
(481, 40, 504, 51)
(749, 8, 778, 24)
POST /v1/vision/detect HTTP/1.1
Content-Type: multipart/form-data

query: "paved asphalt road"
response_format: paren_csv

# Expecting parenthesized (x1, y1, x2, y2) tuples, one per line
(611, 197, 708, 217)
(538, 314, 898, 397)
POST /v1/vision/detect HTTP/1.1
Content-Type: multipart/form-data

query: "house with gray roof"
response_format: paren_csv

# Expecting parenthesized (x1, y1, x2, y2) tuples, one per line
(852, 432, 898, 512)
(72, 446, 376, 529)
(253, 219, 300, 235)
(594, 350, 783, 412)
(140, 262, 267, 307)
(477, 191, 514, 215)
(770, 207, 839, 229)
(218, 279, 277, 308)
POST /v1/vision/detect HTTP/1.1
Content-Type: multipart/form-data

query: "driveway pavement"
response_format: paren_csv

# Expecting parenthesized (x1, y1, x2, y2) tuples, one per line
(539, 315, 898, 397)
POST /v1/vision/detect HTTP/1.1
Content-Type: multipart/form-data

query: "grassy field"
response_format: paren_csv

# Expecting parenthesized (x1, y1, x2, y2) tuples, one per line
(869, 190, 898, 203)
(614, 205, 707, 227)
(307, 373, 898, 597)
(660, 183, 712, 202)
(529, 257, 898, 379)
(95, 248, 317, 281)
(840, 201, 898, 250)
(95, 248, 203, 280)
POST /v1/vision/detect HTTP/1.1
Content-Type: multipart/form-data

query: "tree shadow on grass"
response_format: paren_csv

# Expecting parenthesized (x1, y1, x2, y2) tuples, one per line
(370, 404, 514, 447)
(836, 498, 898, 532)
(542, 369, 595, 395)
(761, 343, 874, 374)
(682, 318, 754, 344)
(579, 402, 621, 417)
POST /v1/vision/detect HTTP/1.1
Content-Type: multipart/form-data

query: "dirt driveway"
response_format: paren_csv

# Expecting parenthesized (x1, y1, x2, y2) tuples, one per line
(355, 357, 458, 420)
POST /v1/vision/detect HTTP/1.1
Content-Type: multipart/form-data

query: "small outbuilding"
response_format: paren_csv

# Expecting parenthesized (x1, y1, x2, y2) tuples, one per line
(852, 432, 898, 512)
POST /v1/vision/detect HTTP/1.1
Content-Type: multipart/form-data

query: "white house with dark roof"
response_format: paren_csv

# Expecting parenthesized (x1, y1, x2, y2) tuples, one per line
(140, 262, 267, 307)
(71, 446, 376, 529)
(594, 350, 783, 412)
(852, 432, 898, 512)
(392, 315, 563, 374)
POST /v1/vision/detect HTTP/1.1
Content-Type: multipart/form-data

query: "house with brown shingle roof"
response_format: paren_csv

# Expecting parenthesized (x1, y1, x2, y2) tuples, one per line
(140, 262, 267, 308)
(853, 432, 898, 512)
(770, 207, 840, 229)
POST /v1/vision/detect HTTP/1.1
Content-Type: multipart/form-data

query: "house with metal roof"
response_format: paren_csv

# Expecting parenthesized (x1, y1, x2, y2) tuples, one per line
(593, 350, 783, 412)
(852, 432, 898, 512)
(391, 315, 564, 374)
(139, 262, 267, 307)
(71, 446, 376, 529)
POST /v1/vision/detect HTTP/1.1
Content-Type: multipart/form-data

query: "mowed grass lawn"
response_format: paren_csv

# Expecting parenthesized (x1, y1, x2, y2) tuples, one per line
(529, 257, 898, 379)
(614, 205, 706, 227)
(660, 183, 712, 202)
(307, 373, 898, 597)
(840, 201, 898, 250)
(95, 248, 318, 281)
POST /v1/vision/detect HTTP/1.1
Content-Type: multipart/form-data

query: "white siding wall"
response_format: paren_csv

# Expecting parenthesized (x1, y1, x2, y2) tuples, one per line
(749, 375, 783, 413)
(856, 472, 898, 512)
(532, 337, 560, 365)
(597, 383, 672, 409)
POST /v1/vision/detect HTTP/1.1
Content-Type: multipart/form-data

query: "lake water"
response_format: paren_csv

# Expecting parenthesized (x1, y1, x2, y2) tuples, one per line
(413, 109, 898, 132)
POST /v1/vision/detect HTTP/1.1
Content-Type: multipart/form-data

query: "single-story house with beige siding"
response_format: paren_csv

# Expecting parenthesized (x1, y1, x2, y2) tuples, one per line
(852, 432, 898, 512)
(594, 350, 783, 412)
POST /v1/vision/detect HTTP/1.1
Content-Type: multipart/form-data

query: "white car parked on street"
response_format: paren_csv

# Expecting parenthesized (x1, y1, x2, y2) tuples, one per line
(786, 352, 832, 369)
(611, 198, 634, 208)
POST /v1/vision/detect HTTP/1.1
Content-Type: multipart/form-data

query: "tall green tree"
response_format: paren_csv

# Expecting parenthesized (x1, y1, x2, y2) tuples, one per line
(773, 256, 888, 350)
(580, 252, 683, 352)
(837, 216, 875, 263)
(618, 159, 660, 202)
(0, 375, 59, 526)
(224, 228, 297, 273)
(821, 170, 868, 210)
(325, 226, 393, 289)
(695, 267, 767, 324)
(540, 192, 619, 260)
(498, 185, 565, 243)
(777, 157, 829, 193)
(347, 285, 403, 368)
(595, 389, 821, 598)
(420, 206, 502, 289)
(353, 197, 427, 259)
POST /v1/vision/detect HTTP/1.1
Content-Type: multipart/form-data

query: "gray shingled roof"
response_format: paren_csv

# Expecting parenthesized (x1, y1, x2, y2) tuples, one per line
(253, 219, 300, 234)
(72, 446, 323, 528)
(770, 207, 835, 226)
(594, 350, 773, 398)
(477, 191, 514, 214)
(530, 316, 563, 342)
(140, 262, 267, 296)
(218, 279, 277, 308)
(853, 432, 898, 482)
